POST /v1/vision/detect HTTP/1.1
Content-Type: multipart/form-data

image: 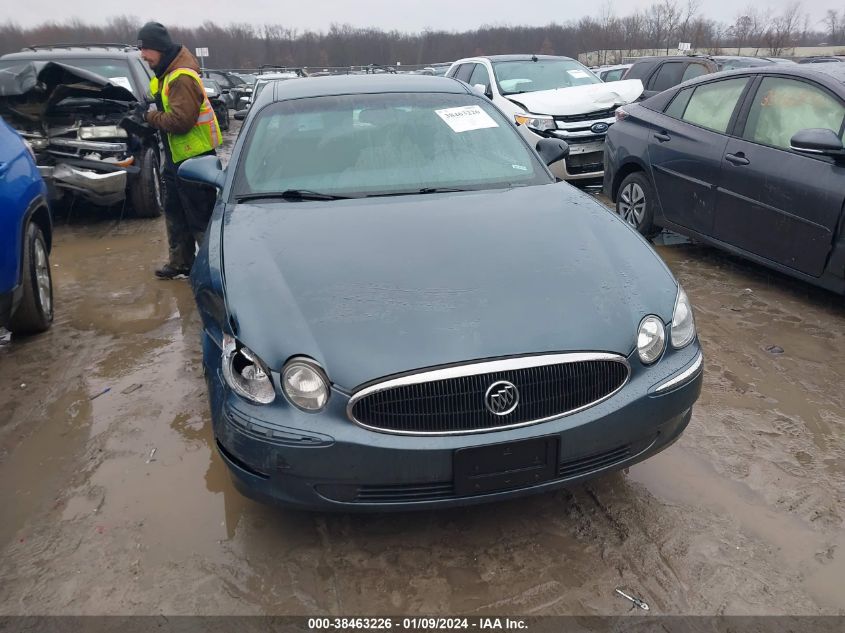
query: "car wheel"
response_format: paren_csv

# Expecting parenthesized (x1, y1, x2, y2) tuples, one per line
(130, 145, 164, 218)
(8, 222, 53, 335)
(616, 172, 660, 238)
(219, 107, 230, 131)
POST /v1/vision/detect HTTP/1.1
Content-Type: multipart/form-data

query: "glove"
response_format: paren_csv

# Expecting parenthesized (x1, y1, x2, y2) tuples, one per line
(132, 101, 149, 120)
(119, 114, 157, 140)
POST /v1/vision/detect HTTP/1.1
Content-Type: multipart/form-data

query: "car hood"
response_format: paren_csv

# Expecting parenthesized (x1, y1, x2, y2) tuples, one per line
(506, 79, 643, 116)
(221, 184, 677, 390)
(0, 61, 137, 124)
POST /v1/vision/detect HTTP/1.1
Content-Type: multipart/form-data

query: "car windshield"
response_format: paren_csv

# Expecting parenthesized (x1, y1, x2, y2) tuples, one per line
(233, 91, 550, 199)
(493, 59, 601, 95)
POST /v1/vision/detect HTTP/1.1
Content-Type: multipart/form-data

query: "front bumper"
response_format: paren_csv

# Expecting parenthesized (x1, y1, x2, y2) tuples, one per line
(38, 163, 127, 206)
(205, 334, 704, 511)
(519, 126, 606, 181)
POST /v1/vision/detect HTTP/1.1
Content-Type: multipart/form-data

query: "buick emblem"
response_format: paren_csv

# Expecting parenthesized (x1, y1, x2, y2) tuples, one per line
(484, 381, 520, 416)
(591, 122, 609, 134)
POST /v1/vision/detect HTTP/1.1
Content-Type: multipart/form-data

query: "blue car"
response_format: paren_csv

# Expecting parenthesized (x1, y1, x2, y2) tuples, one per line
(180, 75, 703, 510)
(0, 118, 53, 335)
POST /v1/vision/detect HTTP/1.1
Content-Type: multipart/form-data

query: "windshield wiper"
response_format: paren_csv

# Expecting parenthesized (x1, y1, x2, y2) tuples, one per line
(366, 187, 472, 198)
(235, 189, 353, 203)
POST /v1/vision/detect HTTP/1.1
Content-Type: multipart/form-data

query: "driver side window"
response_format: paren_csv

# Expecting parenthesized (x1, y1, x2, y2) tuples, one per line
(742, 77, 845, 150)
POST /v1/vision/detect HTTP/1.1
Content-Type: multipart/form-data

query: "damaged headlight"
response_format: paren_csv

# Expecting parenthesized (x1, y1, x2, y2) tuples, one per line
(78, 126, 128, 140)
(221, 334, 276, 404)
(514, 113, 556, 133)
(671, 285, 696, 349)
(282, 358, 329, 412)
(637, 315, 666, 365)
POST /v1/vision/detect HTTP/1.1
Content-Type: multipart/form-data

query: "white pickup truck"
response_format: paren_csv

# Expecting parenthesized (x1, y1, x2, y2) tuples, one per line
(446, 55, 643, 181)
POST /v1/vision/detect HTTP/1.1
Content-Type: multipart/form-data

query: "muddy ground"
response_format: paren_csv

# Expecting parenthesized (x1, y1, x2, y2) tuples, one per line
(1, 122, 843, 616)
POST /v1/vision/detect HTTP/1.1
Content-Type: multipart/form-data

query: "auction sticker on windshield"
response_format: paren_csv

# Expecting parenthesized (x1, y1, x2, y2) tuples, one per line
(435, 105, 499, 133)
(567, 69, 591, 79)
(109, 77, 133, 91)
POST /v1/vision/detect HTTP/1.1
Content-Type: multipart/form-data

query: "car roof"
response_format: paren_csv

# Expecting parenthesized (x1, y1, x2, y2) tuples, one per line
(454, 54, 576, 63)
(599, 64, 632, 71)
(631, 55, 713, 63)
(641, 63, 845, 110)
(255, 72, 299, 80)
(263, 74, 471, 104)
(1, 45, 140, 60)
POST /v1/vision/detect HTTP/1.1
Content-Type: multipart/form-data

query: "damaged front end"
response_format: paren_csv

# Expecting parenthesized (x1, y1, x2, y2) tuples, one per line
(0, 61, 145, 206)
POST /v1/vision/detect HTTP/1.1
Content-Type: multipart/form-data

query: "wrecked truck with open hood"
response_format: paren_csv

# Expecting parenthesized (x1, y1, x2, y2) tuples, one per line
(0, 54, 163, 217)
(446, 55, 644, 181)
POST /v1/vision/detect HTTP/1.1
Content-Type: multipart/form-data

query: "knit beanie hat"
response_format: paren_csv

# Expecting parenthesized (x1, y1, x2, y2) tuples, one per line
(137, 22, 174, 52)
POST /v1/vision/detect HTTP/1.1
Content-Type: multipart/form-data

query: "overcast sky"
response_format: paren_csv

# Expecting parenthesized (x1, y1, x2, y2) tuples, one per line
(4, 0, 835, 32)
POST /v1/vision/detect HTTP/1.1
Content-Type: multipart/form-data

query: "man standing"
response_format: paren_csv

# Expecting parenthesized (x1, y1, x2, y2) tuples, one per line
(135, 22, 221, 280)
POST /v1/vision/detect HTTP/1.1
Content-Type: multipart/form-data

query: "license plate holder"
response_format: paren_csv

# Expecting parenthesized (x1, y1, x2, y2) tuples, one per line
(454, 437, 558, 496)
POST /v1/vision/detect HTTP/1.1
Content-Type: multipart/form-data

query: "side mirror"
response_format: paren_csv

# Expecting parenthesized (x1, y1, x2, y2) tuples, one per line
(790, 128, 845, 159)
(178, 155, 226, 190)
(472, 83, 493, 99)
(535, 138, 570, 166)
(234, 109, 248, 121)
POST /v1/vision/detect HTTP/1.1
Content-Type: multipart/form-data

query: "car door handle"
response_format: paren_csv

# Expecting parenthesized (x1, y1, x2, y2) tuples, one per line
(725, 152, 750, 166)
(654, 132, 671, 142)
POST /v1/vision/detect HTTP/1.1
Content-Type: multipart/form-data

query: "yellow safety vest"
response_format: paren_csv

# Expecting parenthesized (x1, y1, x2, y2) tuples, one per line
(149, 68, 221, 163)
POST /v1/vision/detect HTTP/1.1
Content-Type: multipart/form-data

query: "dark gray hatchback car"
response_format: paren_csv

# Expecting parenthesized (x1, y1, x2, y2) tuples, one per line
(179, 74, 703, 510)
(604, 64, 845, 295)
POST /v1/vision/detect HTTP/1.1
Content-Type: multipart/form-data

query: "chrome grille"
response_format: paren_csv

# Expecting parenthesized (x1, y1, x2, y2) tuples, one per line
(348, 353, 630, 435)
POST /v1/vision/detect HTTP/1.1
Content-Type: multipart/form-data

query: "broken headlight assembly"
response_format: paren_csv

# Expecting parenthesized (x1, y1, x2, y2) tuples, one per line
(514, 113, 556, 134)
(78, 125, 128, 140)
(282, 357, 330, 412)
(221, 334, 276, 404)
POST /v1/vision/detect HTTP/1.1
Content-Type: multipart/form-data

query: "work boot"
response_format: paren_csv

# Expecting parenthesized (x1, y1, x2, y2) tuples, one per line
(154, 264, 191, 280)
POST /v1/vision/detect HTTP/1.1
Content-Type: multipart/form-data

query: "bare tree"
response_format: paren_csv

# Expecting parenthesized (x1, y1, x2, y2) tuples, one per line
(823, 9, 839, 43)
(764, 2, 803, 56)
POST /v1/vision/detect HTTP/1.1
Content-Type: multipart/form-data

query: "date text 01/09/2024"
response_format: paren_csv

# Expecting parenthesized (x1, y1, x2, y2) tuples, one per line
(307, 618, 529, 630)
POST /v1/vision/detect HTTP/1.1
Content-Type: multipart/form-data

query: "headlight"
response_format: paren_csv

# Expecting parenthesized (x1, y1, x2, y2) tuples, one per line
(637, 315, 666, 365)
(514, 113, 556, 133)
(282, 357, 329, 412)
(671, 285, 696, 348)
(221, 334, 276, 404)
(78, 125, 128, 140)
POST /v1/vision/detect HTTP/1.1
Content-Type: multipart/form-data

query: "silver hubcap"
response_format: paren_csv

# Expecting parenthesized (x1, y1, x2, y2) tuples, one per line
(34, 239, 52, 316)
(618, 182, 646, 228)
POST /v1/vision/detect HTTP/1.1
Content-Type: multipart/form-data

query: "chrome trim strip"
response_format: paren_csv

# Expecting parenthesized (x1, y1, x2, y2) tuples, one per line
(49, 138, 128, 152)
(654, 352, 703, 394)
(347, 352, 631, 436)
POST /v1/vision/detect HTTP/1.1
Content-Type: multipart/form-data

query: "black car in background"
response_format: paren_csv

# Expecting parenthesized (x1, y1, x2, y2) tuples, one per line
(202, 79, 230, 131)
(202, 69, 250, 105)
(603, 63, 845, 294)
(623, 56, 719, 99)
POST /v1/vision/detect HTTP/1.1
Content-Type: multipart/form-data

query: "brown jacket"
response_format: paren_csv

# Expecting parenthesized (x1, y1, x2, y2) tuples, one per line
(146, 46, 207, 135)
